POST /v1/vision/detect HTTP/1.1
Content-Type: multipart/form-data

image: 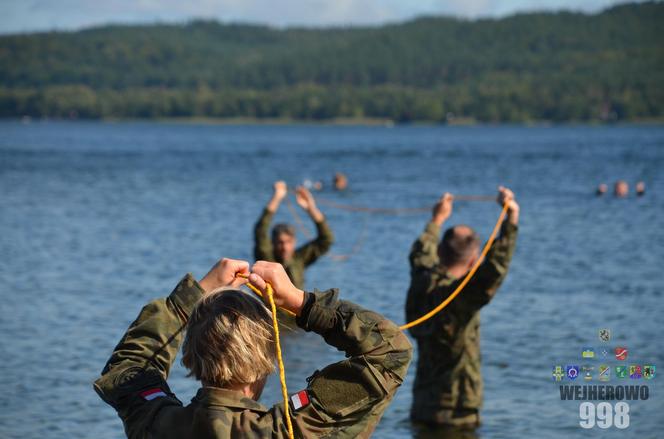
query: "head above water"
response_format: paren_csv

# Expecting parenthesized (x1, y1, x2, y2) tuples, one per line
(439, 225, 481, 271)
(182, 289, 276, 399)
(614, 180, 629, 198)
(272, 223, 297, 261)
(334, 172, 348, 191)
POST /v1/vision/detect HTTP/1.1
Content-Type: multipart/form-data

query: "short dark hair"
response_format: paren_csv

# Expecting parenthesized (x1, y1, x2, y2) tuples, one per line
(272, 223, 296, 241)
(439, 225, 480, 266)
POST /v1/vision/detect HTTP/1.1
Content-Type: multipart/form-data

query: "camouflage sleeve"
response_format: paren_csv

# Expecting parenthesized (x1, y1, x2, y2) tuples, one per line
(295, 218, 334, 266)
(93, 274, 204, 439)
(409, 221, 440, 270)
(254, 208, 275, 261)
(285, 289, 412, 438)
(456, 220, 518, 311)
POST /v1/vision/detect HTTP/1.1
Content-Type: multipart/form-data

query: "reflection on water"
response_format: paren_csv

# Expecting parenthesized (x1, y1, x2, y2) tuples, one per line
(0, 122, 663, 439)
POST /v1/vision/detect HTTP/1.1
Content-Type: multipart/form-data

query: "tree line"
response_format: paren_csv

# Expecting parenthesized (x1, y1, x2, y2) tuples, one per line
(1, 2, 662, 122)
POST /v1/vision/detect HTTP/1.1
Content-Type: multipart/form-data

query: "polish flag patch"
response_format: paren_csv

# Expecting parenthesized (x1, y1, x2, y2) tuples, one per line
(290, 390, 310, 411)
(140, 388, 167, 401)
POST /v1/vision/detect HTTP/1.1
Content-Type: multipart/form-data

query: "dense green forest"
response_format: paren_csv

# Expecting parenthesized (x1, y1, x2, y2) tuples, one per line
(1, 2, 662, 122)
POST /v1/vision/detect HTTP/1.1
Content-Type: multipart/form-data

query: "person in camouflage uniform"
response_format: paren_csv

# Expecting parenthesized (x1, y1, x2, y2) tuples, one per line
(94, 258, 412, 438)
(255, 181, 334, 290)
(406, 187, 519, 428)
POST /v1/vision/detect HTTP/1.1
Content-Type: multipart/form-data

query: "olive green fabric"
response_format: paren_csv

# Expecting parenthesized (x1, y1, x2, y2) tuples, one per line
(405, 220, 518, 426)
(254, 208, 334, 289)
(94, 275, 412, 438)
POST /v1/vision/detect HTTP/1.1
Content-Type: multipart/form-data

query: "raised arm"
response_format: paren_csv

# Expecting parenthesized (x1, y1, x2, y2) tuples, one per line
(249, 262, 413, 438)
(409, 192, 453, 270)
(293, 186, 334, 265)
(254, 181, 287, 261)
(93, 259, 249, 439)
(456, 186, 519, 311)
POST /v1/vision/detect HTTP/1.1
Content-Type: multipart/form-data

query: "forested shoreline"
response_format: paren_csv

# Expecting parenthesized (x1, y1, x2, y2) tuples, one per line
(1, 2, 662, 123)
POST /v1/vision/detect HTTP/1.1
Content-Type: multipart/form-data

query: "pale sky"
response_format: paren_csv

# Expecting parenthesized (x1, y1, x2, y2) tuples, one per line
(0, 0, 646, 34)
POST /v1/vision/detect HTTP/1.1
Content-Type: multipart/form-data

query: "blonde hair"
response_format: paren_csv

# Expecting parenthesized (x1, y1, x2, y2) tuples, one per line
(182, 288, 276, 387)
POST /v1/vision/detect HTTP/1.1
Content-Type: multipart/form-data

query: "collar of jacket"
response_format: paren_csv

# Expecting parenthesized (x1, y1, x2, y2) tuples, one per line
(192, 387, 268, 412)
(432, 265, 459, 284)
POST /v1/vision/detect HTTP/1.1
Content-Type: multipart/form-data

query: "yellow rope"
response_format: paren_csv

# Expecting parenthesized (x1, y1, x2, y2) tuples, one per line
(399, 203, 509, 331)
(236, 273, 295, 439)
(266, 282, 295, 439)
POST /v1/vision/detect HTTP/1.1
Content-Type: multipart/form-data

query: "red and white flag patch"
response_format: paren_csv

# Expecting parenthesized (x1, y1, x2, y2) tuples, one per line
(290, 390, 310, 411)
(140, 388, 167, 401)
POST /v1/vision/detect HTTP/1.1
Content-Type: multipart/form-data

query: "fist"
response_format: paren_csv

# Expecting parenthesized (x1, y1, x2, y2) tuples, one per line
(497, 186, 517, 209)
(497, 186, 519, 224)
(273, 181, 288, 200)
(199, 258, 249, 293)
(433, 192, 454, 225)
(249, 261, 305, 315)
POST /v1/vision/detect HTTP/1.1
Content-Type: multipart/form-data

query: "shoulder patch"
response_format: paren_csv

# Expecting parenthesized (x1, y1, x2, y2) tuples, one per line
(290, 390, 310, 411)
(140, 388, 167, 401)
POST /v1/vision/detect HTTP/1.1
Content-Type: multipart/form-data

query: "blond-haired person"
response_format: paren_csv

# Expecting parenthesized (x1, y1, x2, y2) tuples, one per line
(94, 258, 412, 438)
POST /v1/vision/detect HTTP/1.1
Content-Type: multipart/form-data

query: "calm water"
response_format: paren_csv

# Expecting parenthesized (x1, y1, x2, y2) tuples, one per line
(1, 121, 663, 439)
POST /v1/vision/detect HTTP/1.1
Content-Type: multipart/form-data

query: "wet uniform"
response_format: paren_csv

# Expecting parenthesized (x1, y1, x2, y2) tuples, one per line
(94, 274, 412, 438)
(406, 220, 518, 427)
(254, 208, 334, 290)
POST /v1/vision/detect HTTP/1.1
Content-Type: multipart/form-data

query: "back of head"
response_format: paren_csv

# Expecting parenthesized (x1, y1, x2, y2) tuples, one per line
(439, 225, 481, 267)
(182, 289, 275, 388)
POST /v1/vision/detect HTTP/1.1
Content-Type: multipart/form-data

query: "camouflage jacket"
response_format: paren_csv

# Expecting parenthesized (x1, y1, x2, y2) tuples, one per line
(254, 208, 334, 289)
(94, 274, 412, 438)
(405, 220, 518, 419)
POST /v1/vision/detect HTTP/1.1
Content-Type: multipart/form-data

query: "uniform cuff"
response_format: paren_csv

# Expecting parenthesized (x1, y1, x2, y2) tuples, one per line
(425, 221, 441, 237)
(502, 221, 518, 236)
(296, 289, 339, 334)
(168, 273, 205, 319)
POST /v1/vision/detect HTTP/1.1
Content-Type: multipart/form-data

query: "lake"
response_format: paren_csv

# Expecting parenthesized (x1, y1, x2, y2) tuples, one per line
(0, 121, 662, 438)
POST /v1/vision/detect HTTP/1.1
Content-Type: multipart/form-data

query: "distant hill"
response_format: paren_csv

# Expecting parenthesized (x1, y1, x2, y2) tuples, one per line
(1, 2, 662, 122)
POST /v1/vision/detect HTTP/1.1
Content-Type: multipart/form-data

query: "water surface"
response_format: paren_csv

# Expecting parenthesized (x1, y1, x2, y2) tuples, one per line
(1, 121, 662, 438)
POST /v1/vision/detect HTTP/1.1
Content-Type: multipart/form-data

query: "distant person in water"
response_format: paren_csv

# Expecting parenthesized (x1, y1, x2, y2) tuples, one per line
(636, 181, 646, 196)
(334, 172, 348, 191)
(303, 179, 323, 191)
(614, 180, 629, 198)
(596, 184, 608, 196)
(254, 181, 334, 290)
